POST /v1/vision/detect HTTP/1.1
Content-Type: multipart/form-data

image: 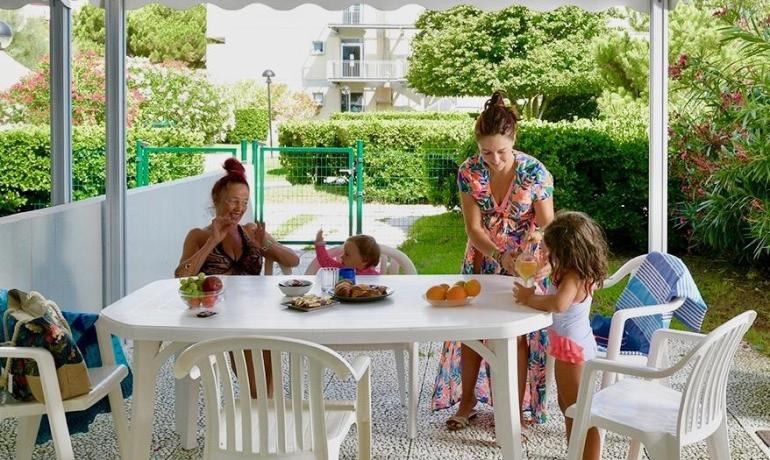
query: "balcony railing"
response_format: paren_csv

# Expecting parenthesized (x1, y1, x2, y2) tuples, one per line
(327, 60, 408, 81)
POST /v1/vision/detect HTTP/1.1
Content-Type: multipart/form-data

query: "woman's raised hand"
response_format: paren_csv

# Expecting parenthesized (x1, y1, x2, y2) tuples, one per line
(254, 221, 267, 246)
(211, 216, 236, 243)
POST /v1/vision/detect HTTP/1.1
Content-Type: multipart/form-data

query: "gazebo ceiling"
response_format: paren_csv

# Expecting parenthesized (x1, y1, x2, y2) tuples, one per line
(3, 0, 678, 12)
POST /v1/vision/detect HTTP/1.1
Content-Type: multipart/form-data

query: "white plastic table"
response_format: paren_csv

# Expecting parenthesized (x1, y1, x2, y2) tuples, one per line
(98, 274, 551, 460)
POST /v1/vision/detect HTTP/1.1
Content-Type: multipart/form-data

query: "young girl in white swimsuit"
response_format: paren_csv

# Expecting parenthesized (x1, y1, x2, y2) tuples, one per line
(514, 210, 608, 460)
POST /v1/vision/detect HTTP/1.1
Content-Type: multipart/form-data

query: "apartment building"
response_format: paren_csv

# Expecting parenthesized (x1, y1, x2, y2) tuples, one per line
(206, 3, 478, 117)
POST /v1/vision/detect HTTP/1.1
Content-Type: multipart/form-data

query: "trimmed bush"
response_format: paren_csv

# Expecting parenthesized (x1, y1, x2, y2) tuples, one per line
(226, 108, 269, 144)
(279, 117, 649, 250)
(331, 111, 473, 121)
(0, 125, 205, 216)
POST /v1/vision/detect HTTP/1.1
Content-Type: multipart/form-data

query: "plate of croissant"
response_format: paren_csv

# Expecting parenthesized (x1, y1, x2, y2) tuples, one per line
(332, 280, 393, 302)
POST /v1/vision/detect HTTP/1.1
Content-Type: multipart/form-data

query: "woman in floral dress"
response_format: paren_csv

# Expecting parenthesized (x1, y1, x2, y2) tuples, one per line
(434, 91, 555, 430)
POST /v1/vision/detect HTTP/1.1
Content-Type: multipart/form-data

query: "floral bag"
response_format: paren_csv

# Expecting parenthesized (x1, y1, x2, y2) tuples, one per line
(1, 289, 91, 403)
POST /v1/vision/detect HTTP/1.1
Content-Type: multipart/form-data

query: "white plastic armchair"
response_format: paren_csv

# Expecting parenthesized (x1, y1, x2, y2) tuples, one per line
(565, 310, 756, 460)
(305, 244, 420, 438)
(0, 344, 129, 459)
(173, 335, 371, 460)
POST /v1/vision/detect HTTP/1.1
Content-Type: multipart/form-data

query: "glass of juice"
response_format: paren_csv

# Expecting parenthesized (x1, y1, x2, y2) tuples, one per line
(514, 252, 539, 288)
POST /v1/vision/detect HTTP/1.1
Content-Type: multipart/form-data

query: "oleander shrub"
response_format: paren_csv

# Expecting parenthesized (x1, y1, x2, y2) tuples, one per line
(0, 125, 205, 216)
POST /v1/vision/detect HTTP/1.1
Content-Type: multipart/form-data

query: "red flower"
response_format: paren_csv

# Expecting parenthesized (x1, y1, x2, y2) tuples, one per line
(669, 66, 682, 79)
(678, 54, 688, 68)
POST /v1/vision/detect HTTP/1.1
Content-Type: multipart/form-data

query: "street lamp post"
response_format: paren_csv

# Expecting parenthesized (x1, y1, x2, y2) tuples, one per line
(262, 69, 275, 151)
(341, 85, 351, 113)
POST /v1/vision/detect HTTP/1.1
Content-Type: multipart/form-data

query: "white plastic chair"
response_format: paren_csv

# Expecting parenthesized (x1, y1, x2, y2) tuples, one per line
(565, 310, 756, 460)
(0, 345, 129, 459)
(305, 244, 420, 438)
(545, 255, 686, 394)
(173, 335, 371, 460)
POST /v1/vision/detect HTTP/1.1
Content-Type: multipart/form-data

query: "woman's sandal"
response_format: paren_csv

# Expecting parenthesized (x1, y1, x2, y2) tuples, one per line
(446, 410, 478, 431)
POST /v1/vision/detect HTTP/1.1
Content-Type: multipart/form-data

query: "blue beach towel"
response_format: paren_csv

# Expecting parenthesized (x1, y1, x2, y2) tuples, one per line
(613, 252, 708, 353)
(0, 290, 132, 444)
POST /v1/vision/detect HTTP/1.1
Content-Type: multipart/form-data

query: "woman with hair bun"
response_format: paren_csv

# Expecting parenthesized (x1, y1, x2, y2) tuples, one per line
(433, 91, 555, 431)
(174, 158, 299, 277)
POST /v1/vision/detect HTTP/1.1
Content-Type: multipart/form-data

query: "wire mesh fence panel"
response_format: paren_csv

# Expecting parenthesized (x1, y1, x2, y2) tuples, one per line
(361, 148, 461, 244)
(260, 148, 355, 245)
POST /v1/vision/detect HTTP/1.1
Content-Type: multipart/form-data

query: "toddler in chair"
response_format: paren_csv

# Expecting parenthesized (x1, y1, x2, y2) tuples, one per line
(514, 211, 608, 460)
(314, 229, 380, 275)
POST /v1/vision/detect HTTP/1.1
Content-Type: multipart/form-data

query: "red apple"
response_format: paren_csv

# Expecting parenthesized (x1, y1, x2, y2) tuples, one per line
(187, 297, 201, 308)
(202, 276, 223, 293)
(202, 294, 218, 308)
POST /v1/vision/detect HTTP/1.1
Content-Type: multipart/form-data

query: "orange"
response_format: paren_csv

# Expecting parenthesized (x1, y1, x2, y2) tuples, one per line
(446, 285, 467, 300)
(454, 280, 466, 287)
(426, 285, 448, 301)
(440, 283, 450, 290)
(465, 279, 481, 297)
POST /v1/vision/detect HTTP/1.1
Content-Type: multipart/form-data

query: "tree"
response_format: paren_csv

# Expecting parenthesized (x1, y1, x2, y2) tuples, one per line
(73, 4, 206, 67)
(407, 6, 607, 119)
(0, 10, 49, 70)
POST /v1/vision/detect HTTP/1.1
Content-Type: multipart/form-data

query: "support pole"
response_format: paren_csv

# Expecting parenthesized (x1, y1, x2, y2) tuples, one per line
(649, 0, 669, 253)
(105, 0, 127, 304)
(50, 0, 72, 206)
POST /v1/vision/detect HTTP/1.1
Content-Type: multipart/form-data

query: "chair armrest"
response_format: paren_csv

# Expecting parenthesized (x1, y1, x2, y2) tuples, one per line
(0, 346, 57, 364)
(584, 357, 670, 380)
(647, 328, 704, 368)
(602, 255, 646, 288)
(349, 355, 371, 382)
(605, 298, 685, 360)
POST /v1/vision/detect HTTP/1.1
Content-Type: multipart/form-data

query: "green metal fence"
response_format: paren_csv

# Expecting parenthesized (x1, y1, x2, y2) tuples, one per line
(255, 141, 363, 245)
(135, 141, 243, 187)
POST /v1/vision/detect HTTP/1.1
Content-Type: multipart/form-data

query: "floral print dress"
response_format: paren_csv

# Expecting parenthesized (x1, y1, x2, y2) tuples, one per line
(431, 152, 554, 424)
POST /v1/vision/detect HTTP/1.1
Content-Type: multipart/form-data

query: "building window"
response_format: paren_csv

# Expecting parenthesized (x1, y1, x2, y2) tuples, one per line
(312, 92, 324, 106)
(341, 92, 364, 113)
(343, 4, 362, 24)
(311, 40, 324, 55)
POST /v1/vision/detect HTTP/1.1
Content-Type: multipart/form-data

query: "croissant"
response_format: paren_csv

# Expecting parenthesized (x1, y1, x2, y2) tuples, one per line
(335, 283, 352, 297)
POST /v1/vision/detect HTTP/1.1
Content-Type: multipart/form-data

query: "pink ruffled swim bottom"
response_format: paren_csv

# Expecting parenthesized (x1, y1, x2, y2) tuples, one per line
(547, 327, 586, 364)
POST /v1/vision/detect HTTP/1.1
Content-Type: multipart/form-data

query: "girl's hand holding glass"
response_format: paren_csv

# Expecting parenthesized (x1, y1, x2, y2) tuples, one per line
(513, 282, 536, 305)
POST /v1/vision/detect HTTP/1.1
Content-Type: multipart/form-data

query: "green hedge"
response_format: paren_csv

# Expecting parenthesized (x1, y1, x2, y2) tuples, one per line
(226, 108, 269, 144)
(331, 111, 474, 121)
(0, 125, 205, 216)
(279, 117, 649, 250)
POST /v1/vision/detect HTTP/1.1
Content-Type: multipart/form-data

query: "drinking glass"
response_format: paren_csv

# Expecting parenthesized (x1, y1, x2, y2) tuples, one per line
(514, 252, 539, 288)
(317, 267, 339, 294)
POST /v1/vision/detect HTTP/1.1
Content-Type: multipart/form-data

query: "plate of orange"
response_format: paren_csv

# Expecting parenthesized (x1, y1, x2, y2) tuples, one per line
(423, 279, 480, 307)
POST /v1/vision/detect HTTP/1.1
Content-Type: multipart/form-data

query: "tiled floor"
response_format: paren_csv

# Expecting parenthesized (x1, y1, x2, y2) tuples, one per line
(1, 340, 769, 459)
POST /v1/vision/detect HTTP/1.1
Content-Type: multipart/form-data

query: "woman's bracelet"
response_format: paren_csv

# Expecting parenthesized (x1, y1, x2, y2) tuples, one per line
(261, 238, 274, 253)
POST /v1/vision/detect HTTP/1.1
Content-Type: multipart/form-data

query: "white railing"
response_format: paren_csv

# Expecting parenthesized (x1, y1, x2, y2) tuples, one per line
(327, 60, 408, 80)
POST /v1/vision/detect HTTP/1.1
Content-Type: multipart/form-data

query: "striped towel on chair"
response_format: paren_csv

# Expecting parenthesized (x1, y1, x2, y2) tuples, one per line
(615, 252, 708, 353)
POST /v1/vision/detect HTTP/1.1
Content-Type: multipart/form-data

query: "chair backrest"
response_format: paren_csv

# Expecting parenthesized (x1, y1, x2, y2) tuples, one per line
(304, 244, 417, 275)
(173, 336, 356, 458)
(676, 310, 756, 444)
(602, 255, 645, 289)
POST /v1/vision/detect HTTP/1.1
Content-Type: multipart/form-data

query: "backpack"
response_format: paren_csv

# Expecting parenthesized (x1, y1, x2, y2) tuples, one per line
(1, 289, 91, 403)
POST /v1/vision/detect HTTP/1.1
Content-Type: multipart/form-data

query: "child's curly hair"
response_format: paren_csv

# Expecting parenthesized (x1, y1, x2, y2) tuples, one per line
(349, 235, 380, 268)
(543, 211, 609, 292)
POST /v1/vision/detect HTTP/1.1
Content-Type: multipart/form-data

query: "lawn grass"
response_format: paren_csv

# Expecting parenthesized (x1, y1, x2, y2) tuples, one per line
(398, 212, 770, 356)
(271, 214, 315, 240)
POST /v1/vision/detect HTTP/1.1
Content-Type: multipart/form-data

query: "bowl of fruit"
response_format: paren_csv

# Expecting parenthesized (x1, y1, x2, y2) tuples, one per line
(278, 279, 313, 297)
(179, 274, 224, 309)
(423, 279, 481, 307)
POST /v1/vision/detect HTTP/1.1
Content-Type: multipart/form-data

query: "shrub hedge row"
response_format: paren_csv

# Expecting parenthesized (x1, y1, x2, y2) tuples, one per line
(278, 117, 649, 249)
(226, 107, 269, 144)
(0, 125, 204, 216)
(330, 111, 474, 121)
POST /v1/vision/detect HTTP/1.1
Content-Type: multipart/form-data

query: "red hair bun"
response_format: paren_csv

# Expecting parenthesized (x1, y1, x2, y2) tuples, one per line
(223, 158, 246, 178)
